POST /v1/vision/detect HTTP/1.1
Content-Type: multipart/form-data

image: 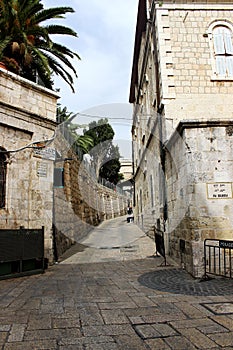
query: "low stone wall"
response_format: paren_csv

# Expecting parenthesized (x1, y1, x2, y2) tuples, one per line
(53, 137, 128, 258)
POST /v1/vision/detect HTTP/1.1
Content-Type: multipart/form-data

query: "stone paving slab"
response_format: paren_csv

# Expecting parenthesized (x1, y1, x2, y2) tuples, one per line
(1, 258, 233, 349)
(0, 216, 233, 349)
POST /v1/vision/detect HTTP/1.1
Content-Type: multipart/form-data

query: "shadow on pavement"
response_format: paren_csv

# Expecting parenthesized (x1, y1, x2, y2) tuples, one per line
(138, 268, 233, 296)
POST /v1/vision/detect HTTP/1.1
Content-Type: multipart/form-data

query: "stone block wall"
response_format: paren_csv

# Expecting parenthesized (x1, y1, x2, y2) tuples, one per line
(166, 121, 233, 277)
(53, 135, 129, 258)
(0, 68, 58, 262)
(134, 123, 163, 237)
(155, 2, 233, 136)
(131, 1, 233, 278)
(0, 68, 57, 120)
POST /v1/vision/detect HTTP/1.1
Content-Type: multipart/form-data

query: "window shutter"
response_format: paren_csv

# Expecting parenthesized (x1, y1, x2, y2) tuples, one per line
(213, 29, 225, 54)
(224, 30, 233, 54)
(216, 56, 226, 76)
(226, 56, 233, 76)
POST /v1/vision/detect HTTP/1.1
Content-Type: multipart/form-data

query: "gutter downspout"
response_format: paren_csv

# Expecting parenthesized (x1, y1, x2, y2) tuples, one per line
(151, 1, 168, 240)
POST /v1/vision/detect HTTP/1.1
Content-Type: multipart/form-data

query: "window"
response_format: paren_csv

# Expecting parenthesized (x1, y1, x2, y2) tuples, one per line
(0, 150, 7, 208)
(213, 26, 233, 77)
(208, 21, 233, 79)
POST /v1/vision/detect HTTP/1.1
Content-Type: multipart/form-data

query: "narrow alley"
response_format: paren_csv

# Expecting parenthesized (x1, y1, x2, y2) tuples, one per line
(0, 216, 233, 350)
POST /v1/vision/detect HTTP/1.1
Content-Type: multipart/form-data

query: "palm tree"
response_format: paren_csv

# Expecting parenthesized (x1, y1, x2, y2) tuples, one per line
(0, 0, 80, 92)
(56, 105, 94, 156)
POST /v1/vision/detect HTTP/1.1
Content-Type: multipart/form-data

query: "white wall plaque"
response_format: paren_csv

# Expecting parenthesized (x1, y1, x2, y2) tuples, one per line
(37, 162, 48, 177)
(34, 147, 56, 161)
(207, 183, 233, 199)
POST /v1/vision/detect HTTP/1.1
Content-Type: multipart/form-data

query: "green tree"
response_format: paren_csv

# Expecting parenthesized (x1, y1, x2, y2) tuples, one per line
(56, 105, 94, 155)
(99, 146, 124, 185)
(83, 118, 124, 184)
(0, 0, 80, 91)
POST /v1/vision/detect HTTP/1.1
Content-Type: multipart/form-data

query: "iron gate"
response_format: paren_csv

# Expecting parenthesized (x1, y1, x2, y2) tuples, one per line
(0, 226, 44, 279)
(204, 239, 233, 279)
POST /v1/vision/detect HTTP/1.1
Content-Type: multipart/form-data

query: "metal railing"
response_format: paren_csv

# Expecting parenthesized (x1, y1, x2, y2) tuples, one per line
(204, 239, 233, 279)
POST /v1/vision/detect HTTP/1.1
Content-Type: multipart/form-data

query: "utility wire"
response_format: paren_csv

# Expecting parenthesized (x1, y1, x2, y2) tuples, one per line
(0, 131, 57, 153)
(73, 112, 157, 121)
(76, 112, 133, 120)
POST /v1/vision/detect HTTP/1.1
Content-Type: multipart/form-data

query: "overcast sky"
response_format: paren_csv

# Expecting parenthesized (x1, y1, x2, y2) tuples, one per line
(43, 0, 138, 158)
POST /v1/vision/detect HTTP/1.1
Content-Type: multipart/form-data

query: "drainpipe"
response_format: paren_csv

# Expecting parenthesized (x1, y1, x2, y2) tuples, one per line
(151, 3, 168, 234)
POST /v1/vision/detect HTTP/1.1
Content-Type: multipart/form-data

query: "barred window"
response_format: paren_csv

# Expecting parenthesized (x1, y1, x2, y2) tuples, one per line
(0, 151, 7, 208)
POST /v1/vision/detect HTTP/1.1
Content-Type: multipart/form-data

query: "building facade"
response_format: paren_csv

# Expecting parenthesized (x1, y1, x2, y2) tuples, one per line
(130, 0, 233, 277)
(0, 68, 58, 262)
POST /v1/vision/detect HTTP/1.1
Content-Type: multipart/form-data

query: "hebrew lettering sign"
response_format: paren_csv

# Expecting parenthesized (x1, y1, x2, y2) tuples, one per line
(207, 183, 233, 199)
(37, 162, 48, 177)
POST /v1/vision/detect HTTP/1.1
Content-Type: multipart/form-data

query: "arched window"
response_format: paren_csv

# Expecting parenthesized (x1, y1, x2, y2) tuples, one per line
(213, 26, 233, 77)
(208, 21, 233, 79)
(0, 150, 7, 208)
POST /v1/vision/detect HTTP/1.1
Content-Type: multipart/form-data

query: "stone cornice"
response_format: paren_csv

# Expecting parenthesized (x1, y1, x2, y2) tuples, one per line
(165, 119, 233, 149)
(0, 121, 33, 136)
(0, 100, 58, 130)
(156, 0, 233, 8)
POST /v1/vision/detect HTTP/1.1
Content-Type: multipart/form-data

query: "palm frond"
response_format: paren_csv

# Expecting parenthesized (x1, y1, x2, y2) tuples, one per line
(19, 1, 43, 25)
(76, 135, 94, 154)
(43, 53, 75, 92)
(30, 46, 51, 73)
(44, 24, 78, 37)
(34, 7, 75, 24)
(52, 42, 81, 60)
(39, 44, 78, 76)
(0, 1, 79, 92)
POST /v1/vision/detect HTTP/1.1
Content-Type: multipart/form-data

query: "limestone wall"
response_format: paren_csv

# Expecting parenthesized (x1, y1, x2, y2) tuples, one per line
(53, 143, 128, 258)
(0, 67, 57, 121)
(166, 121, 233, 277)
(154, 3, 233, 138)
(131, 1, 233, 278)
(0, 69, 58, 262)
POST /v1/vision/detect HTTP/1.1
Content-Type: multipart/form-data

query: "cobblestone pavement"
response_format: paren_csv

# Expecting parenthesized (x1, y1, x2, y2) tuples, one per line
(0, 217, 233, 349)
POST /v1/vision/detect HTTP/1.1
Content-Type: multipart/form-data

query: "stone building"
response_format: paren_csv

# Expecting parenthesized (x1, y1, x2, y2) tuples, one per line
(0, 67, 58, 262)
(130, 0, 233, 277)
(0, 68, 129, 263)
(120, 158, 133, 182)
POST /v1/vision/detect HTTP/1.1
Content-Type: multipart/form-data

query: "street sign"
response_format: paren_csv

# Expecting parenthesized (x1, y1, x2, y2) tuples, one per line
(33, 147, 56, 161)
(219, 240, 233, 249)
